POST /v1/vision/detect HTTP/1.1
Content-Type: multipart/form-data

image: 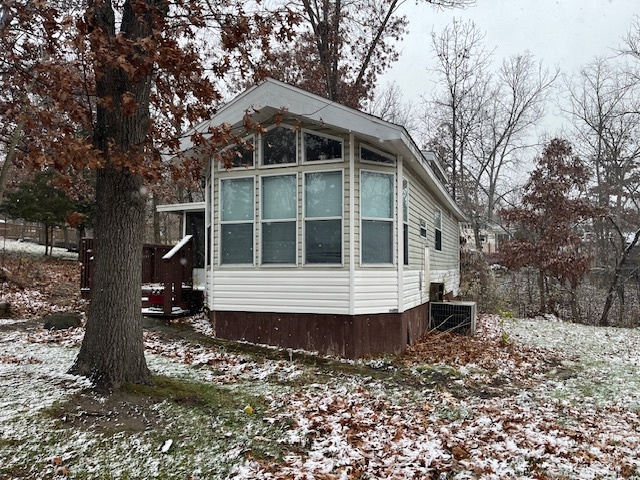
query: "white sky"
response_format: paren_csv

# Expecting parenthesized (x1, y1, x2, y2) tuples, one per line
(381, 0, 639, 136)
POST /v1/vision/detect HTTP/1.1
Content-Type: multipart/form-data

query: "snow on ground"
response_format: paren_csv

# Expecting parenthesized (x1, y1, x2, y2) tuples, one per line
(0, 237, 78, 261)
(2, 314, 640, 479)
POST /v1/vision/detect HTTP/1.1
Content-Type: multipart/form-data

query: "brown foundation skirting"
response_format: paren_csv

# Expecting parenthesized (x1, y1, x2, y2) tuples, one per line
(210, 303, 430, 358)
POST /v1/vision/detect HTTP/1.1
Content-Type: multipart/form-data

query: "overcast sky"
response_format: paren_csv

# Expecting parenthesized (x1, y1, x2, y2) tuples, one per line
(381, 0, 639, 136)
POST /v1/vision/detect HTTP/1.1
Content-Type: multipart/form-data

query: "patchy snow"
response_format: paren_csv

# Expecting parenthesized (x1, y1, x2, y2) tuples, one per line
(2, 314, 640, 478)
(0, 237, 78, 261)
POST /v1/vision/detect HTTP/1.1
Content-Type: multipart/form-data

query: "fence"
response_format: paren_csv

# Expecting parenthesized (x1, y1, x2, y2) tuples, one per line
(0, 219, 80, 250)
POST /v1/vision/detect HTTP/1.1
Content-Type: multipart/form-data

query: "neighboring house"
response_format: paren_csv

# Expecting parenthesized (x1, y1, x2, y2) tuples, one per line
(461, 224, 511, 254)
(164, 78, 466, 357)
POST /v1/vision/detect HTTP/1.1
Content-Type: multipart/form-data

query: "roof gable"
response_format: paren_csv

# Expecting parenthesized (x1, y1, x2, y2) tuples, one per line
(181, 78, 465, 221)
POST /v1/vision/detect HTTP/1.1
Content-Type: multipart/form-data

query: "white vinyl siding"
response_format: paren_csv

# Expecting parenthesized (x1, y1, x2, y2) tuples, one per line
(402, 167, 461, 299)
(212, 270, 350, 314)
(402, 269, 424, 310)
(353, 270, 398, 314)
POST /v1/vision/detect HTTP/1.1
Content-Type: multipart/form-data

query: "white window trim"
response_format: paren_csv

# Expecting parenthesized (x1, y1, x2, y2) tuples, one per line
(259, 172, 299, 266)
(435, 207, 443, 252)
(217, 134, 256, 171)
(218, 176, 255, 267)
(419, 218, 427, 239)
(302, 169, 344, 266)
(360, 169, 395, 266)
(260, 124, 298, 168)
(302, 129, 344, 164)
(403, 177, 409, 266)
(360, 144, 396, 166)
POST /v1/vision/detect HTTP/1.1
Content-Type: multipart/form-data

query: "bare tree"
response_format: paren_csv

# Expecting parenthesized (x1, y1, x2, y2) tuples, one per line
(426, 18, 492, 202)
(564, 56, 640, 325)
(232, 0, 474, 108)
(426, 21, 556, 250)
(366, 82, 418, 135)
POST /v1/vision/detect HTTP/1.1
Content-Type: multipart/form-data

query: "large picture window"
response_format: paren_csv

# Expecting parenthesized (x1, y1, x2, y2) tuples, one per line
(261, 175, 297, 264)
(361, 171, 394, 264)
(303, 131, 343, 162)
(304, 171, 342, 264)
(262, 126, 297, 166)
(220, 178, 254, 264)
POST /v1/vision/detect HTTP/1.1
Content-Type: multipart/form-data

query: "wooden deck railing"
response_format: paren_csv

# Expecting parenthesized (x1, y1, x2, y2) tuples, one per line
(80, 237, 195, 315)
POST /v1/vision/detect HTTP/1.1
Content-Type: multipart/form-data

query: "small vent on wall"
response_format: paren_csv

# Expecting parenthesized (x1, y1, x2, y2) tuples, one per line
(429, 301, 477, 335)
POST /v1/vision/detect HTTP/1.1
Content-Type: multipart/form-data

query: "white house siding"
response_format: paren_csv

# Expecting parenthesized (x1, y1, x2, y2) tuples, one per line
(430, 268, 461, 297)
(211, 269, 351, 314)
(402, 269, 425, 311)
(403, 166, 460, 295)
(353, 269, 398, 314)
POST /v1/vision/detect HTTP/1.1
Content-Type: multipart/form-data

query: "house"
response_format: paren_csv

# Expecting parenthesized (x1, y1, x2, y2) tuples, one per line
(165, 78, 466, 357)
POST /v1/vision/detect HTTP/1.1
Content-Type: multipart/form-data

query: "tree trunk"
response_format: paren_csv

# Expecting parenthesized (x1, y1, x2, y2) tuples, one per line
(599, 228, 640, 326)
(44, 224, 50, 256)
(70, 165, 149, 389)
(69, 0, 163, 389)
(538, 269, 545, 313)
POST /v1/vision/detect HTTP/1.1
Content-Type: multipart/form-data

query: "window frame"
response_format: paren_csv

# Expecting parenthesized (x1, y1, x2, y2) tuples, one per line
(360, 169, 395, 266)
(218, 135, 255, 171)
(403, 177, 409, 266)
(218, 176, 255, 266)
(260, 172, 298, 266)
(260, 124, 298, 168)
(302, 129, 344, 164)
(303, 169, 344, 266)
(419, 218, 427, 239)
(360, 144, 396, 166)
(435, 207, 442, 252)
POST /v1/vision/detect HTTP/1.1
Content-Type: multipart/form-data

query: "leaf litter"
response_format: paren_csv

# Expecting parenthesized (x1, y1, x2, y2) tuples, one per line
(1, 242, 640, 478)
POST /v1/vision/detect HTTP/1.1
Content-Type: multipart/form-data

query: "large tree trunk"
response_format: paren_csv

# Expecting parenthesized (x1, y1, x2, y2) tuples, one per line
(71, 166, 149, 389)
(70, 0, 164, 389)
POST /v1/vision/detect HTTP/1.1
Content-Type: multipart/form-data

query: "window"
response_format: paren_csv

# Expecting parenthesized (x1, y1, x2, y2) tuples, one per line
(435, 208, 442, 251)
(219, 137, 254, 169)
(403, 178, 409, 265)
(361, 171, 394, 264)
(419, 219, 427, 239)
(261, 175, 297, 264)
(186, 211, 205, 268)
(262, 126, 297, 166)
(361, 145, 395, 165)
(303, 131, 343, 162)
(305, 171, 342, 264)
(220, 178, 254, 264)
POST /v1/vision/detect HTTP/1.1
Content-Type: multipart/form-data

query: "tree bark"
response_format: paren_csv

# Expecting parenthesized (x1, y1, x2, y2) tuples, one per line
(69, 0, 165, 389)
(599, 228, 640, 326)
(71, 165, 149, 389)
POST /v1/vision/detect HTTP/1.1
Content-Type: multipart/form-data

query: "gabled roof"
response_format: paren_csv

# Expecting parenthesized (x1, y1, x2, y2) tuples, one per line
(181, 78, 465, 221)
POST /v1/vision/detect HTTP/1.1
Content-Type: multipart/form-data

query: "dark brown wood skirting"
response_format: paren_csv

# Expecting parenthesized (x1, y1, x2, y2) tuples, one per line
(211, 303, 430, 358)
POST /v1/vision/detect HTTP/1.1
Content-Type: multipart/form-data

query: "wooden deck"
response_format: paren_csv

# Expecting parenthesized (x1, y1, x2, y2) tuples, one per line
(80, 237, 203, 316)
